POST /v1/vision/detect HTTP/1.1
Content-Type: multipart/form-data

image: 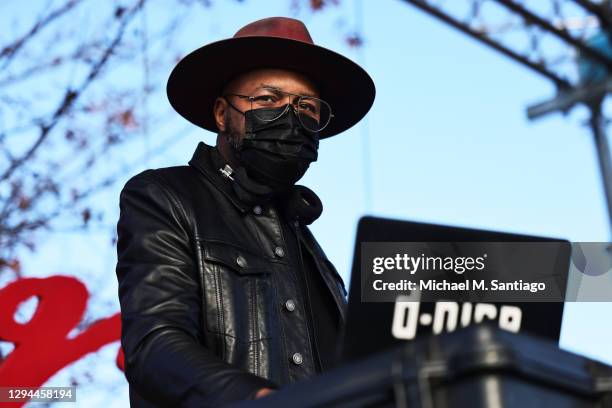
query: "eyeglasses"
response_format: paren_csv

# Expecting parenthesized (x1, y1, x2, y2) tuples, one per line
(224, 86, 334, 132)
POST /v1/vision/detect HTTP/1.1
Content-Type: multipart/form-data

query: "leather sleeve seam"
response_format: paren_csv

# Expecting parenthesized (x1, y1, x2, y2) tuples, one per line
(138, 171, 193, 240)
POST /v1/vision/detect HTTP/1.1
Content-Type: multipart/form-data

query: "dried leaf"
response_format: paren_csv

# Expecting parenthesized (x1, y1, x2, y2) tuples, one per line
(346, 34, 363, 48)
(82, 208, 91, 224)
(310, 0, 325, 10)
(119, 109, 138, 129)
(17, 195, 31, 210)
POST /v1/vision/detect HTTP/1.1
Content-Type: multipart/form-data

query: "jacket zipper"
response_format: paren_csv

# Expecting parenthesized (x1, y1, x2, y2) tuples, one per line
(293, 219, 324, 373)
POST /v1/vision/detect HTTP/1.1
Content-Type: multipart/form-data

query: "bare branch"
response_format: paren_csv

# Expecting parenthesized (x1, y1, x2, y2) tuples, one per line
(0, 0, 84, 69)
(0, 0, 146, 183)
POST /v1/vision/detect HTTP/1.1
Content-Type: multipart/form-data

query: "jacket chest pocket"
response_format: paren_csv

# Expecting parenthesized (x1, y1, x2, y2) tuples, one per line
(197, 239, 273, 344)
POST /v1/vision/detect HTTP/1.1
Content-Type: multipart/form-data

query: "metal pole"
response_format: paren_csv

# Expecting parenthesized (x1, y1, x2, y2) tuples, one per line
(588, 99, 612, 236)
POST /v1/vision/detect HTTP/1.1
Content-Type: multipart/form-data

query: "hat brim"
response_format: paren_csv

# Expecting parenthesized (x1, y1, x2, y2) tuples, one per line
(167, 36, 375, 139)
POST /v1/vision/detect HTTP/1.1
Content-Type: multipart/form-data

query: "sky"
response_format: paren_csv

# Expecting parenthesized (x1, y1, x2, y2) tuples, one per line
(3, 0, 612, 406)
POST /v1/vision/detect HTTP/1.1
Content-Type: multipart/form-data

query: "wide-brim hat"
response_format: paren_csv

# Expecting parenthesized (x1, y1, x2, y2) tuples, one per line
(167, 16, 375, 139)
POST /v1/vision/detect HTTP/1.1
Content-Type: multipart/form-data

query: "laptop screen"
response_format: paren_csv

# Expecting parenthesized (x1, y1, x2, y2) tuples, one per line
(341, 216, 570, 362)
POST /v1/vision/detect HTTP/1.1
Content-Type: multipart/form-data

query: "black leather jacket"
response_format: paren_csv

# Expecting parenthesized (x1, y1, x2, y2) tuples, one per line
(115, 141, 348, 407)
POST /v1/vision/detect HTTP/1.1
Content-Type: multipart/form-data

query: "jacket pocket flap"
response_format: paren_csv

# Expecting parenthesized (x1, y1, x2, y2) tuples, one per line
(200, 240, 270, 275)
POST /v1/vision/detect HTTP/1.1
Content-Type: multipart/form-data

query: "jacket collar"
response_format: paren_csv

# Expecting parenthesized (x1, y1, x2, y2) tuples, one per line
(188, 141, 324, 226)
(188, 141, 249, 214)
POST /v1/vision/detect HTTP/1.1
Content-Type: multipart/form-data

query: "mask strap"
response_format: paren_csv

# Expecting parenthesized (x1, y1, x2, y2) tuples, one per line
(224, 97, 247, 116)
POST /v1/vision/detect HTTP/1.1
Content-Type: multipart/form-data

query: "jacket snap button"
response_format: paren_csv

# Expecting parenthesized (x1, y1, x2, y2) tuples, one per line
(292, 352, 303, 365)
(285, 299, 296, 312)
(253, 205, 262, 215)
(236, 255, 247, 268)
(274, 246, 285, 257)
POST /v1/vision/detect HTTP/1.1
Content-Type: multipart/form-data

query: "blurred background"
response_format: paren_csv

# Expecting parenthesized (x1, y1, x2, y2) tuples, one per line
(1, 0, 611, 406)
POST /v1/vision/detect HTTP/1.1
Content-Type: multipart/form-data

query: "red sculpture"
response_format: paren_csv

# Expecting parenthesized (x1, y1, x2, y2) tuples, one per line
(0, 276, 124, 407)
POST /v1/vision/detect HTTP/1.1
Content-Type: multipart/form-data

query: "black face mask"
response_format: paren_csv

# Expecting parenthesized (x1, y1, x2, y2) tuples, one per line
(233, 104, 320, 191)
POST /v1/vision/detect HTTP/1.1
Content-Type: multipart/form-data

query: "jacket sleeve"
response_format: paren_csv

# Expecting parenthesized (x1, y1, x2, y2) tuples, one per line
(115, 170, 278, 407)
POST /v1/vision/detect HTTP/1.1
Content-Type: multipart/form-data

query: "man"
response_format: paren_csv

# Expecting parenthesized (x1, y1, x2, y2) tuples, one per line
(115, 16, 375, 407)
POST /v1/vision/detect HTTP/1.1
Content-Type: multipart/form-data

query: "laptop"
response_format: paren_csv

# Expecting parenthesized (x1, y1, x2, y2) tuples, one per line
(341, 216, 571, 362)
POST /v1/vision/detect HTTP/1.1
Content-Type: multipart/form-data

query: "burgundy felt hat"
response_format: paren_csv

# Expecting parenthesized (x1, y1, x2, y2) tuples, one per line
(166, 16, 375, 139)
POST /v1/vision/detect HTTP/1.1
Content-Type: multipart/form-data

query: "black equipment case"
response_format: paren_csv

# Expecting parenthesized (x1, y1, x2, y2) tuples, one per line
(228, 325, 612, 407)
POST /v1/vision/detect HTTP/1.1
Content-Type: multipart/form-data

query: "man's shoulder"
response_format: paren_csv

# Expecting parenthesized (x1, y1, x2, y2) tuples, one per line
(122, 165, 212, 206)
(125, 165, 192, 183)
(124, 165, 200, 191)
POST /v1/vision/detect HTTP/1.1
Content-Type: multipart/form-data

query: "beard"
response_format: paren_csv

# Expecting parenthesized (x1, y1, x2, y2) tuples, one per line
(220, 113, 244, 155)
